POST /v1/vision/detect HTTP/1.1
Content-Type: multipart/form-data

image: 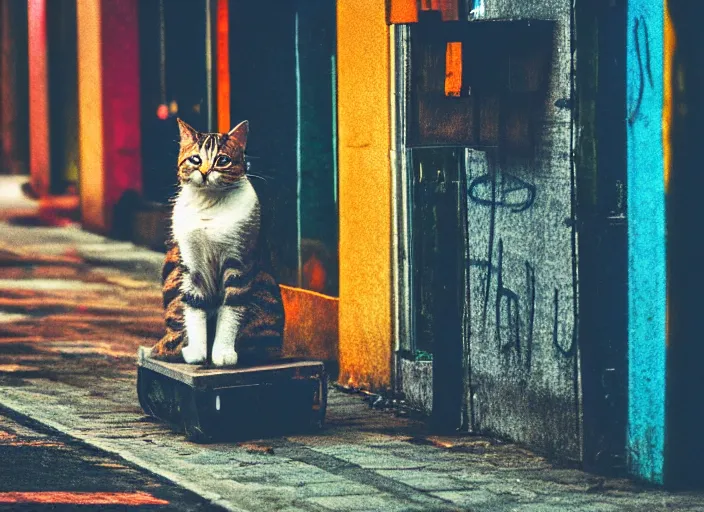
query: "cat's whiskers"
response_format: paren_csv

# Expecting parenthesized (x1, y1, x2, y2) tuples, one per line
(247, 174, 271, 184)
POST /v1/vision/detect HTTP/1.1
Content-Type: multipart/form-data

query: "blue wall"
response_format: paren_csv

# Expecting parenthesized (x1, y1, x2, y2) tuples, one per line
(626, 0, 667, 485)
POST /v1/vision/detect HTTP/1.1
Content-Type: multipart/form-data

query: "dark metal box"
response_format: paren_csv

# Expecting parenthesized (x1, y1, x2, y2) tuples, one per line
(136, 347, 327, 442)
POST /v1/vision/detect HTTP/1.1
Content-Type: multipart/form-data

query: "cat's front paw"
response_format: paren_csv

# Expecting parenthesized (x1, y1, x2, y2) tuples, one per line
(182, 343, 207, 364)
(211, 345, 238, 367)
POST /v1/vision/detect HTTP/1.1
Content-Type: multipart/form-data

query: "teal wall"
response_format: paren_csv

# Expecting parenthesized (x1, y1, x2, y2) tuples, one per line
(626, 0, 667, 485)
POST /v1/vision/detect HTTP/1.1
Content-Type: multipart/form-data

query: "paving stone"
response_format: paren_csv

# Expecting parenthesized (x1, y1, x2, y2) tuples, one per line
(310, 445, 428, 470)
(430, 489, 505, 509)
(211, 461, 341, 488)
(304, 494, 422, 512)
(181, 449, 288, 467)
(294, 481, 377, 498)
(374, 470, 471, 492)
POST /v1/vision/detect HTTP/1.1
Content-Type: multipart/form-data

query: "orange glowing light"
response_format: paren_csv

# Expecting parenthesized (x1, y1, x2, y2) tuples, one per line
(0, 492, 169, 505)
(216, 0, 230, 133)
(156, 104, 169, 120)
(302, 254, 327, 293)
(445, 42, 462, 97)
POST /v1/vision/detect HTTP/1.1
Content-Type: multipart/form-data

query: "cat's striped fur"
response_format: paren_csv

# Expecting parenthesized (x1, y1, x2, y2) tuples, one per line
(150, 119, 284, 366)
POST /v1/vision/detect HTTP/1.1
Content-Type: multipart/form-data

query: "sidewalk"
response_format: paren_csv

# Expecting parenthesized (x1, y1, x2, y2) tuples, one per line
(0, 177, 703, 511)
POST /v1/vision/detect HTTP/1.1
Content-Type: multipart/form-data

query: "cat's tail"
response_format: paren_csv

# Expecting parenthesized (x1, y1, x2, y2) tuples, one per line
(161, 244, 183, 309)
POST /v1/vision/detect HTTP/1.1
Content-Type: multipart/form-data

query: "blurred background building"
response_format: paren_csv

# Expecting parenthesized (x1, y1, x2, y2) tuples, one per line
(0, 0, 702, 489)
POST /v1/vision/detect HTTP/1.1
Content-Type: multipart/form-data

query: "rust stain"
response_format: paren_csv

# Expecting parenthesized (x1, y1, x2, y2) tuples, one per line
(0, 492, 169, 505)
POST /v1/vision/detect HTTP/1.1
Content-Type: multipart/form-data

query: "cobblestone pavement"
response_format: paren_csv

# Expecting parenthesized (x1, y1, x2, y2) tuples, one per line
(1, 177, 704, 511)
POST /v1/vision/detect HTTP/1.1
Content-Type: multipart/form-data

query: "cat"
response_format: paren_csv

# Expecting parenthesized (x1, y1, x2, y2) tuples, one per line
(150, 119, 284, 366)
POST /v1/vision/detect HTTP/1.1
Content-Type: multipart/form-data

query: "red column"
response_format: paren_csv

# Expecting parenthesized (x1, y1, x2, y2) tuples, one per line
(77, 0, 142, 233)
(27, 0, 50, 194)
(0, 1, 25, 175)
(216, 0, 230, 133)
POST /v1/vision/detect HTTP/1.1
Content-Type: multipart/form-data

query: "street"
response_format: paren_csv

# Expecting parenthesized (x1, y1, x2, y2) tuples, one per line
(1, 177, 704, 511)
(0, 410, 216, 511)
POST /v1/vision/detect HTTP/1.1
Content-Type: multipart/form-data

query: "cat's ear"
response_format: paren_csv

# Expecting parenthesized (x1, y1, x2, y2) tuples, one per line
(176, 118, 197, 146)
(227, 120, 249, 149)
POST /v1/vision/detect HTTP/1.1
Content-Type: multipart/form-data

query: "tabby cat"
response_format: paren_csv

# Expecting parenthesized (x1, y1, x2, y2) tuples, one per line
(150, 119, 284, 366)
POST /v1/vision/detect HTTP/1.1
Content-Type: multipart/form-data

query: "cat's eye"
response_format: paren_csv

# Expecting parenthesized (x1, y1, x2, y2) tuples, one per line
(188, 155, 202, 165)
(216, 155, 232, 166)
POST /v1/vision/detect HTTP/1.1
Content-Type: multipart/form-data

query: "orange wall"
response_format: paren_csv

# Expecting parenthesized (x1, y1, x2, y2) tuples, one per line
(336, 1, 392, 390)
(76, 0, 104, 229)
(280, 286, 338, 364)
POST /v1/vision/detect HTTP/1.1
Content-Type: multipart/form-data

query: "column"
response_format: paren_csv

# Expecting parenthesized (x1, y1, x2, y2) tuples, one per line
(337, 0, 392, 390)
(626, 0, 669, 485)
(76, 0, 141, 233)
(27, 0, 50, 194)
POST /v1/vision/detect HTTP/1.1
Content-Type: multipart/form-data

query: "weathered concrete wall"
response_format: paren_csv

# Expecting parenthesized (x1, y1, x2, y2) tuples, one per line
(466, 0, 580, 460)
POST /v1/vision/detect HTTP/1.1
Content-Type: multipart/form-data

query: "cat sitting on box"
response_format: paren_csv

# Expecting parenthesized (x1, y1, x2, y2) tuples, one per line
(150, 119, 284, 367)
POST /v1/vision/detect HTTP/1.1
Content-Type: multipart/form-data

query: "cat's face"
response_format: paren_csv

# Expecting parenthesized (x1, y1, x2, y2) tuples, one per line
(176, 119, 248, 189)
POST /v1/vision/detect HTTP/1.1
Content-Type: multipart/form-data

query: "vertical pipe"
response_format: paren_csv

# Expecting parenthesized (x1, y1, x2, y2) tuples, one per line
(294, 10, 303, 287)
(158, 0, 166, 106)
(331, 53, 338, 207)
(205, 0, 214, 131)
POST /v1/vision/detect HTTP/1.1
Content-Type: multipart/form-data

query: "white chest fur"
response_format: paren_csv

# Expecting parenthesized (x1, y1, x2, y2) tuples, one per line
(172, 181, 260, 295)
